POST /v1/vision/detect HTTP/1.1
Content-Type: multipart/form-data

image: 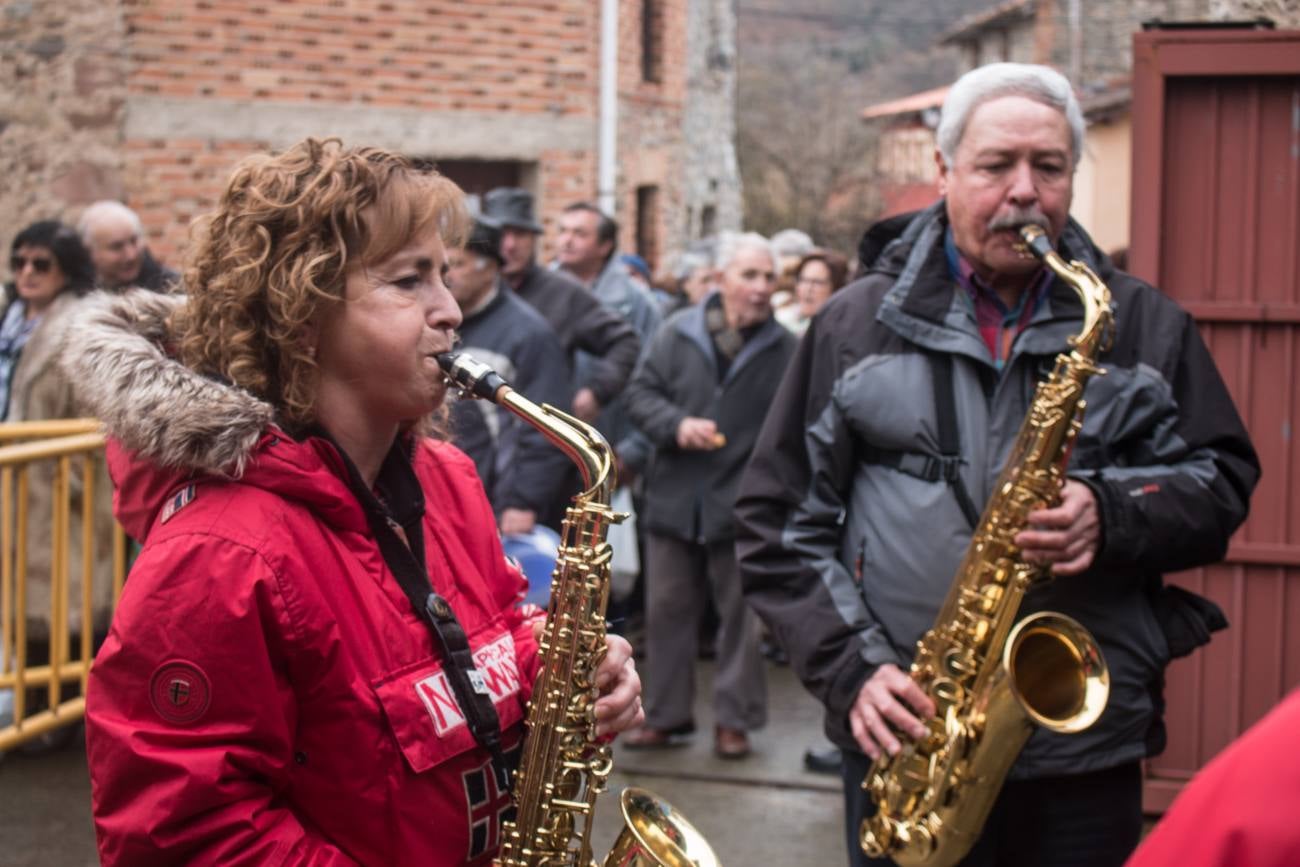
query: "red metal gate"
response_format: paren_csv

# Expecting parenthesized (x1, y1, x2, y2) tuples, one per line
(1130, 26, 1300, 813)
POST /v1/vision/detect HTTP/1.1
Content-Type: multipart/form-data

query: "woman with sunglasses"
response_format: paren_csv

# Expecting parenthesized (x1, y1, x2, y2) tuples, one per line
(0, 220, 112, 744)
(2, 220, 96, 420)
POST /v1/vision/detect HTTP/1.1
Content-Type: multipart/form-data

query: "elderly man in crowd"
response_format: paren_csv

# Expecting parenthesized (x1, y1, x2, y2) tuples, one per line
(77, 200, 178, 292)
(737, 62, 1258, 867)
(623, 231, 796, 760)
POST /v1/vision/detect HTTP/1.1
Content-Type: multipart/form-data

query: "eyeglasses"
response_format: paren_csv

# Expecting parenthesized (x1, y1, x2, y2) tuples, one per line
(796, 276, 832, 287)
(10, 255, 53, 275)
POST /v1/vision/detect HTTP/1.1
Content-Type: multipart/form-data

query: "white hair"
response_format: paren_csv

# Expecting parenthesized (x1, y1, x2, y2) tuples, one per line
(714, 231, 777, 272)
(769, 228, 814, 259)
(77, 200, 144, 243)
(673, 247, 713, 281)
(936, 63, 1085, 168)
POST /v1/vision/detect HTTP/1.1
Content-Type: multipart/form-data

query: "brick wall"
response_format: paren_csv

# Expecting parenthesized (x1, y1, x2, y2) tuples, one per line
(614, 0, 687, 272)
(117, 0, 606, 265)
(125, 0, 598, 115)
(4, 0, 735, 280)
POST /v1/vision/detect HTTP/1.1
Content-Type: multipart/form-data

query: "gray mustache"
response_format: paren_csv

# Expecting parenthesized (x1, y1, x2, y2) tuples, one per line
(988, 209, 1049, 232)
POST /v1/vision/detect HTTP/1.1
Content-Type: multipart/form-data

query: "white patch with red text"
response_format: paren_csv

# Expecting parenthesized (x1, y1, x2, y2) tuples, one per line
(414, 633, 521, 736)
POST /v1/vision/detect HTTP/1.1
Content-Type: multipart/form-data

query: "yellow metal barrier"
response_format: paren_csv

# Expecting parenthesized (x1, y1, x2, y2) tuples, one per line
(0, 421, 126, 752)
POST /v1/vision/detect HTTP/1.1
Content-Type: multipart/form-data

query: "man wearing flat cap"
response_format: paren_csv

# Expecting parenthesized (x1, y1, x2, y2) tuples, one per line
(445, 216, 574, 533)
(482, 187, 641, 425)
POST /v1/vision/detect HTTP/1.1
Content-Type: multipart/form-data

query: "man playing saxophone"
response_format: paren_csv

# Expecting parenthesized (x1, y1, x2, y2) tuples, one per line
(736, 63, 1259, 867)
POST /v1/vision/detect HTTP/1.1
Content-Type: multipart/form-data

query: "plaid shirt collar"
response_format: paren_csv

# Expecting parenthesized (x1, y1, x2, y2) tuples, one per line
(944, 229, 1052, 369)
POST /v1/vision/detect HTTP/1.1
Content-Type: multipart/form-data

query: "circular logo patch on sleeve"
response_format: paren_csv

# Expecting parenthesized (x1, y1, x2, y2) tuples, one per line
(149, 660, 212, 725)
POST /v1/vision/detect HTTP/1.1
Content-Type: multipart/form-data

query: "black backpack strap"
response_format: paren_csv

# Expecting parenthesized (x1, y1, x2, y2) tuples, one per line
(931, 353, 981, 528)
(857, 446, 963, 485)
(854, 354, 981, 528)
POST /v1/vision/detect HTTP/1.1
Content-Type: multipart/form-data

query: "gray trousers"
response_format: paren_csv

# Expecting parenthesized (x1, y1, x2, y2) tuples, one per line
(642, 533, 767, 732)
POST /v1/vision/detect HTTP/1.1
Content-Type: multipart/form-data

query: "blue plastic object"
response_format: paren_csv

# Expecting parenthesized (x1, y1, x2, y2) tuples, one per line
(502, 525, 561, 608)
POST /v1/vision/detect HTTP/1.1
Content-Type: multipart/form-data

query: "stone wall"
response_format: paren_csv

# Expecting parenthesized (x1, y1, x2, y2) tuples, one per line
(1211, 0, 1300, 25)
(680, 0, 742, 251)
(0, 0, 128, 254)
(1077, 0, 1213, 90)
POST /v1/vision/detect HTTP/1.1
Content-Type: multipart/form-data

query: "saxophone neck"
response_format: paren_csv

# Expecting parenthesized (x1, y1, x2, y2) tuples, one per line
(1017, 225, 1114, 361)
(437, 351, 618, 499)
(501, 393, 618, 499)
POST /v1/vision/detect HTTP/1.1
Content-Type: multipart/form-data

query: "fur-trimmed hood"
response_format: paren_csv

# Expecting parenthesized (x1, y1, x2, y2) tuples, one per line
(61, 289, 368, 542)
(61, 289, 275, 476)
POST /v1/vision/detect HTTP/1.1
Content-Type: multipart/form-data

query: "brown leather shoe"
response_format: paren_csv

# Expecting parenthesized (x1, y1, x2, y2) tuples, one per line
(713, 726, 751, 759)
(623, 726, 691, 749)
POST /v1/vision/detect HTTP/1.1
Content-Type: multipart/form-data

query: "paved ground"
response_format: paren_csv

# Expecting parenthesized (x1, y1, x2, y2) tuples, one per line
(0, 660, 849, 866)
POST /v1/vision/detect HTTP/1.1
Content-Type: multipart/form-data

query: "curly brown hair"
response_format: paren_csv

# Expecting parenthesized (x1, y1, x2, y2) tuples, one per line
(172, 137, 468, 430)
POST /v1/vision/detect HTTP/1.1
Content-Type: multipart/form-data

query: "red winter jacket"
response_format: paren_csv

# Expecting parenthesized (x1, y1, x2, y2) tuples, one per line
(86, 430, 542, 866)
(1125, 688, 1300, 867)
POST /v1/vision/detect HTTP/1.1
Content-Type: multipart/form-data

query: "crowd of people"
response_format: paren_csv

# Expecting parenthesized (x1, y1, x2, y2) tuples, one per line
(0, 60, 1283, 867)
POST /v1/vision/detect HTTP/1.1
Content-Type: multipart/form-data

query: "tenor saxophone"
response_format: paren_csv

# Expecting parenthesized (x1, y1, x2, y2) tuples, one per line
(859, 225, 1114, 867)
(438, 352, 720, 867)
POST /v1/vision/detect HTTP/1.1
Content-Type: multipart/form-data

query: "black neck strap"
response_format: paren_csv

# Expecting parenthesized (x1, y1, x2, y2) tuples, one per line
(319, 430, 509, 786)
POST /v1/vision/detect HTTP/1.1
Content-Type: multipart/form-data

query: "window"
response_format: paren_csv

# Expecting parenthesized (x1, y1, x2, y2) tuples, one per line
(635, 185, 660, 271)
(700, 204, 717, 239)
(642, 0, 663, 83)
(412, 159, 525, 203)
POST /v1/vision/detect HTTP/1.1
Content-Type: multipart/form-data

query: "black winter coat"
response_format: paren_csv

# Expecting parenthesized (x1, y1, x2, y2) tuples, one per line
(513, 263, 640, 407)
(625, 297, 796, 544)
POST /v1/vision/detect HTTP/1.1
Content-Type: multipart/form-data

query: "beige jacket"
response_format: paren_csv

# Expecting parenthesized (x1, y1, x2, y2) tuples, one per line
(5, 289, 117, 642)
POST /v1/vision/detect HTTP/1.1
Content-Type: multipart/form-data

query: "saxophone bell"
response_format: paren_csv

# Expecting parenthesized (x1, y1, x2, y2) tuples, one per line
(604, 788, 717, 867)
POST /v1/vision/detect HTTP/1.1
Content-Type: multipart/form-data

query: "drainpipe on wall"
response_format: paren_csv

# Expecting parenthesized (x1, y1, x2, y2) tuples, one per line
(1068, 0, 1082, 85)
(598, 0, 618, 216)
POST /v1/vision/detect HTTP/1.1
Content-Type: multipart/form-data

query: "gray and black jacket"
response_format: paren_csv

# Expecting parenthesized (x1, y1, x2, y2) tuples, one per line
(626, 297, 796, 544)
(735, 204, 1259, 778)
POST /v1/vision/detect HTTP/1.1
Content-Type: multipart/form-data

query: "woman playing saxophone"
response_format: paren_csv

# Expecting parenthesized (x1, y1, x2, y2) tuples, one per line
(71, 137, 644, 866)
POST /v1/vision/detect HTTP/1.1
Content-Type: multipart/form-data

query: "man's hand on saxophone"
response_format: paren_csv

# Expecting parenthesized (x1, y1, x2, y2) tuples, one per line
(1014, 480, 1101, 577)
(849, 665, 936, 760)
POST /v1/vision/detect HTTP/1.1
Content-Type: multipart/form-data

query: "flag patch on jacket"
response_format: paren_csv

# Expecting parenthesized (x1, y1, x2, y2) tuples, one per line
(462, 752, 517, 861)
(161, 484, 197, 524)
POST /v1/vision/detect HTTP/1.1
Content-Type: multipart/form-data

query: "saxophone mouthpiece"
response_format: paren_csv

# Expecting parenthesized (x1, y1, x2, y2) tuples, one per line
(436, 351, 510, 402)
(1017, 224, 1054, 262)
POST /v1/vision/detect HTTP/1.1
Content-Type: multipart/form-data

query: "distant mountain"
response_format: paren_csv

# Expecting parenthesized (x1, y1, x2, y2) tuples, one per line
(734, 0, 991, 251)
(738, 0, 993, 102)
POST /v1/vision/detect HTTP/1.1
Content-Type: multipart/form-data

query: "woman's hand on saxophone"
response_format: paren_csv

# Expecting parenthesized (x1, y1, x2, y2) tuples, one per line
(1015, 480, 1101, 576)
(593, 634, 645, 738)
(851, 664, 937, 760)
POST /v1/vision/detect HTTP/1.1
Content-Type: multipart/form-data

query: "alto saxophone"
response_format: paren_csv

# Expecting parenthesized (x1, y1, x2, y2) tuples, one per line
(438, 352, 720, 867)
(859, 225, 1114, 867)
